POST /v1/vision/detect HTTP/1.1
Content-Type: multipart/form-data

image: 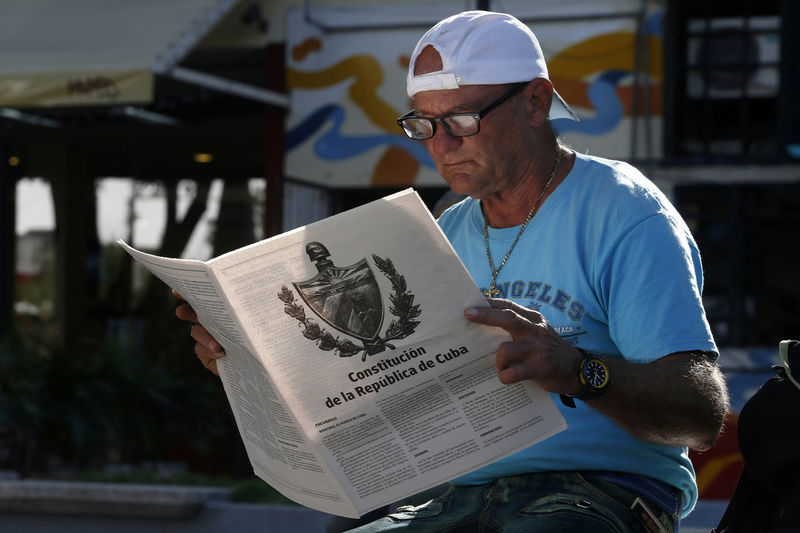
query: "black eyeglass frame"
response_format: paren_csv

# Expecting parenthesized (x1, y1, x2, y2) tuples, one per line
(397, 82, 528, 141)
(780, 340, 799, 390)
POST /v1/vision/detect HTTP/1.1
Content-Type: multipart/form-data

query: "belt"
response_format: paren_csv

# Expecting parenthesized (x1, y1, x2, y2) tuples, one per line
(584, 471, 682, 517)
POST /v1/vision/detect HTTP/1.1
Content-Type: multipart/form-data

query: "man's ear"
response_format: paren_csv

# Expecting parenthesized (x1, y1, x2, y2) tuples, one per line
(525, 79, 554, 128)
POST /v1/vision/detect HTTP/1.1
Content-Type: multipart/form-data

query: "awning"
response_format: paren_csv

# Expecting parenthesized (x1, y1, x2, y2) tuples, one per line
(0, 0, 286, 109)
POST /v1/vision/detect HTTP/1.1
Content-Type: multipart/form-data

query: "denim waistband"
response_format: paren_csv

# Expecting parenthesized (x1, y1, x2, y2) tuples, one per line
(583, 471, 682, 517)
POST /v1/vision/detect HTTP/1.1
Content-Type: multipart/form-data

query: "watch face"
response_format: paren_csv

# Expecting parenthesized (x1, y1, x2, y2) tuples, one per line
(583, 359, 609, 389)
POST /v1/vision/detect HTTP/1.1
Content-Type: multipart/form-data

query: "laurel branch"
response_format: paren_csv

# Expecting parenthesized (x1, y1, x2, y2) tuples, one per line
(277, 254, 421, 360)
(371, 254, 421, 343)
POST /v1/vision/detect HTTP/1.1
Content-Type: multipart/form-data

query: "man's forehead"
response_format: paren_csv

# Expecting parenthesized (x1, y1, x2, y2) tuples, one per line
(412, 83, 505, 114)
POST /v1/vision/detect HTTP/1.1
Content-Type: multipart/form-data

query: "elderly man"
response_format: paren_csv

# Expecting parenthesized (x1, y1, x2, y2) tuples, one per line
(180, 11, 728, 533)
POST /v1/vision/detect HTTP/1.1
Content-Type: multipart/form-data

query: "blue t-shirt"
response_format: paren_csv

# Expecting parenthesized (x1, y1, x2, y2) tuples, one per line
(437, 152, 717, 516)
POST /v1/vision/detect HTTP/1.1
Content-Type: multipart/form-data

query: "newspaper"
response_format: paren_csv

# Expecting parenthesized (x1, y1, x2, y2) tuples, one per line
(119, 188, 566, 518)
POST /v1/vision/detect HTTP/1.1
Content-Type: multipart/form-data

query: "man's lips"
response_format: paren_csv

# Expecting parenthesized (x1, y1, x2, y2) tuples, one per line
(440, 160, 473, 172)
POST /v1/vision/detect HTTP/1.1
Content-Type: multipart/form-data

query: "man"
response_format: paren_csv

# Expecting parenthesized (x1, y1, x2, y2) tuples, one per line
(179, 11, 729, 532)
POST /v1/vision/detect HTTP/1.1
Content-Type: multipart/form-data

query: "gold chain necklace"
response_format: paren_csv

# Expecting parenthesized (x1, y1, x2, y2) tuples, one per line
(482, 147, 562, 297)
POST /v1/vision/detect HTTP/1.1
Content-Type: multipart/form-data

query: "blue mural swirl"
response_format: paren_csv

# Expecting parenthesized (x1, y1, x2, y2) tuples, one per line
(553, 70, 628, 136)
(286, 104, 435, 168)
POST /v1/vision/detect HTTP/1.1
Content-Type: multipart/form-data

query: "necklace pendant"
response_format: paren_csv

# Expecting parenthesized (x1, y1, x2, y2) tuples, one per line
(483, 283, 501, 298)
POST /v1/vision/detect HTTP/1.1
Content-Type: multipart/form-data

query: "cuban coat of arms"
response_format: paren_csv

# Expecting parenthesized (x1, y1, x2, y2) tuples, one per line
(278, 242, 421, 361)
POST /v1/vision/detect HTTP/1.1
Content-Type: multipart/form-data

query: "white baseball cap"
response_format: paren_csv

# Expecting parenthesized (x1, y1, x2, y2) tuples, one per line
(407, 10, 578, 121)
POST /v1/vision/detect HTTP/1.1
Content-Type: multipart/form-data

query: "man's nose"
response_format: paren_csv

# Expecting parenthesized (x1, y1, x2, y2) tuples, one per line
(427, 125, 461, 154)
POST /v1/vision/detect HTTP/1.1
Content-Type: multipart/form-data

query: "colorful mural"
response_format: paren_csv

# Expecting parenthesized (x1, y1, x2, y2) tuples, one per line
(285, 5, 665, 188)
(286, 47, 434, 186)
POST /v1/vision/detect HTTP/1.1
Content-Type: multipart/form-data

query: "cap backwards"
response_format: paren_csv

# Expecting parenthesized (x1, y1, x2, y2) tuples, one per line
(406, 10, 578, 121)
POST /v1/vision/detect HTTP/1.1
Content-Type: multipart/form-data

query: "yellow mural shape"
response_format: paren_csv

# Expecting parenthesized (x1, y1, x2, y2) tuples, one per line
(548, 32, 663, 79)
(288, 53, 399, 133)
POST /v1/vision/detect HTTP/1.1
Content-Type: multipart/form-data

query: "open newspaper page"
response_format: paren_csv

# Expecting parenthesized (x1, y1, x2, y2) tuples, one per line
(118, 241, 352, 515)
(204, 189, 567, 517)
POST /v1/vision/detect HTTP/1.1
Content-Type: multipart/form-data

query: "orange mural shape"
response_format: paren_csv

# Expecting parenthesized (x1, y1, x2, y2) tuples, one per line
(371, 145, 420, 186)
(293, 37, 323, 62)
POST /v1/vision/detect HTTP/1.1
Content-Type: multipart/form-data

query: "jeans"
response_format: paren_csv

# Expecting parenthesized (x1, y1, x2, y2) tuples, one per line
(346, 472, 677, 533)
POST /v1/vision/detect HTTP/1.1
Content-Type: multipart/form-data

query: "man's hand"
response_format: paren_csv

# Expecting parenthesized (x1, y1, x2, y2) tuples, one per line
(463, 297, 729, 451)
(464, 298, 583, 395)
(174, 290, 225, 376)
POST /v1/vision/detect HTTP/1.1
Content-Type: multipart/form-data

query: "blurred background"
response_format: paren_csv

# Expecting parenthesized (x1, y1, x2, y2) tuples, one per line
(1, 0, 798, 524)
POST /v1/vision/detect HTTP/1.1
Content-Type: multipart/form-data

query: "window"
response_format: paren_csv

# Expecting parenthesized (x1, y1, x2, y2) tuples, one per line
(675, 183, 800, 346)
(666, 0, 788, 161)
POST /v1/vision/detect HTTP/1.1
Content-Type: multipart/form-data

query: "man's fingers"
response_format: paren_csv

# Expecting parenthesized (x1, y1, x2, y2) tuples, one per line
(496, 362, 528, 385)
(486, 298, 516, 310)
(172, 290, 222, 377)
(464, 303, 541, 339)
(191, 324, 225, 357)
(486, 298, 546, 324)
(495, 341, 523, 383)
(193, 333, 224, 377)
(176, 303, 198, 322)
(173, 291, 198, 322)
(464, 305, 515, 327)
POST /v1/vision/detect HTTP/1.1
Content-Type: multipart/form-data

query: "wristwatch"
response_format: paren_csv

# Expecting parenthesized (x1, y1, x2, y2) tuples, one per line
(560, 349, 610, 408)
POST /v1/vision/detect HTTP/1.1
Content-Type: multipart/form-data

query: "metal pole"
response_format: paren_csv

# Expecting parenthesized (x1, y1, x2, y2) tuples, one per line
(0, 144, 16, 335)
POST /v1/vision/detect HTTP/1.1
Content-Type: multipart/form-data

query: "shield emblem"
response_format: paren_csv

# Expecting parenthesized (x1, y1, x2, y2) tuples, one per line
(293, 258, 384, 341)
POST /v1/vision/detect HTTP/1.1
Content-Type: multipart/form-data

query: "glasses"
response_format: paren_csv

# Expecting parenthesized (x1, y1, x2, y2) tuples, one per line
(780, 340, 799, 390)
(397, 82, 527, 141)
